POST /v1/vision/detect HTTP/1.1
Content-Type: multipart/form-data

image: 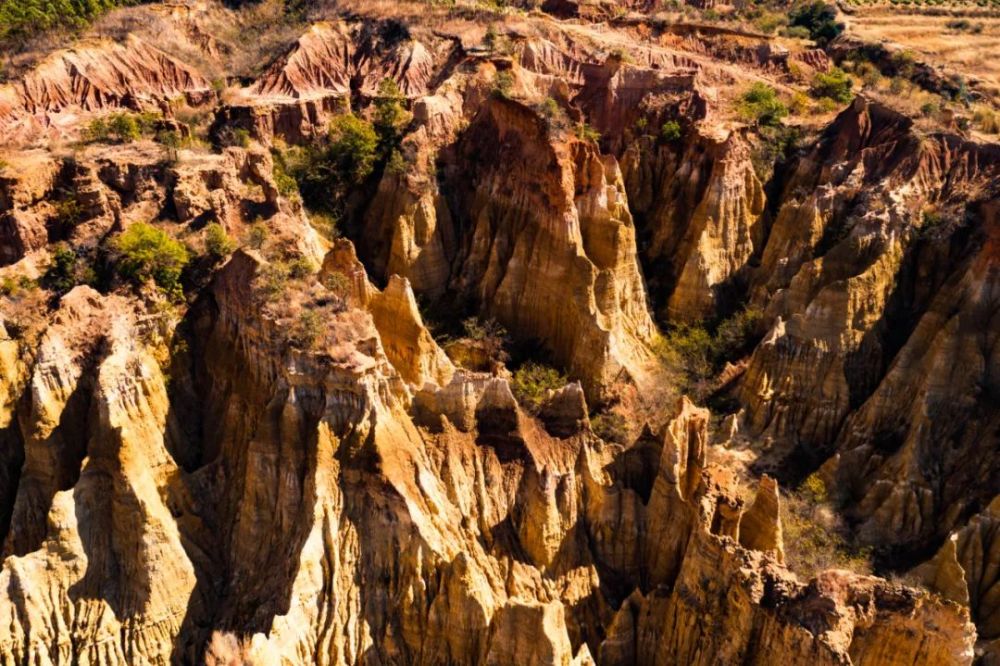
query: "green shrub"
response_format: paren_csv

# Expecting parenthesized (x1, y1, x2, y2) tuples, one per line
(750, 124, 801, 182)
(109, 113, 141, 143)
(753, 11, 786, 34)
(781, 473, 872, 576)
(891, 50, 917, 77)
(492, 70, 515, 99)
(85, 117, 110, 142)
(273, 114, 377, 213)
(789, 91, 811, 115)
(386, 149, 407, 175)
(323, 271, 351, 311)
(591, 412, 628, 444)
(296, 309, 323, 348)
(511, 362, 566, 413)
(287, 256, 315, 279)
(575, 122, 601, 142)
(53, 194, 84, 236)
(788, 1, 844, 45)
(654, 324, 713, 392)
(855, 61, 882, 89)
(462, 316, 509, 364)
(271, 151, 301, 201)
(85, 112, 158, 144)
(373, 78, 411, 149)
(810, 68, 854, 104)
(218, 126, 251, 148)
(156, 130, 182, 162)
(781, 25, 811, 39)
(41, 243, 80, 294)
(204, 223, 235, 260)
(539, 97, 569, 133)
(247, 220, 269, 250)
(737, 83, 788, 127)
(815, 97, 840, 113)
(714, 306, 764, 360)
(111, 222, 189, 297)
(660, 120, 682, 142)
(257, 262, 289, 300)
(309, 211, 339, 240)
(326, 114, 379, 184)
(654, 306, 764, 396)
(0, 274, 37, 297)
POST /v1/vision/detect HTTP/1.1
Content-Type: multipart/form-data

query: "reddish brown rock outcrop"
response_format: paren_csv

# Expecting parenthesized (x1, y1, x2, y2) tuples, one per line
(0, 35, 211, 144)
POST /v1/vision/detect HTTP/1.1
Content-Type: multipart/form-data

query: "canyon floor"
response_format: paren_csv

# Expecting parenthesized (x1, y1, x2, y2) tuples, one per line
(0, 0, 998, 664)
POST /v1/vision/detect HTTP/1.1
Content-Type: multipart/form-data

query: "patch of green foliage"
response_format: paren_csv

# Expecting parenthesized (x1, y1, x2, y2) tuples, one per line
(787, 1, 844, 45)
(492, 70, 515, 99)
(204, 223, 235, 261)
(385, 149, 407, 175)
(660, 120, 682, 143)
(256, 261, 289, 301)
(277, 79, 410, 215)
(810, 67, 854, 104)
(750, 124, 802, 183)
(295, 309, 323, 348)
(111, 222, 189, 298)
(974, 106, 1000, 134)
(287, 256, 315, 279)
(0, 274, 37, 297)
(511, 362, 566, 413)
(281, 114, 377, 211)
(156, 129, 183, 162)
(322, 270, 351, 311)
(781, 473, 873, 576)
(271, 152, 301, 201)
(538, 97, 569, 133)
(781, 25, 811, 39)
(308, 211, 339, 241)
(462, 316, 510, 365)
(575, 122, 601, 143)
(217, 126, 251, 149)
(752, 10, 787, 34)
(85, 111, 161, 144)
(373, 78, 411, 152)
(0, 0, 138, 46)
(654, 306, 764, 397)
(591, 411, 628, 444)
(41, 242, 94, 295)
(246, 219, 269, 250)
(737, 83, 788, 127)
(52, 192, 84, 237)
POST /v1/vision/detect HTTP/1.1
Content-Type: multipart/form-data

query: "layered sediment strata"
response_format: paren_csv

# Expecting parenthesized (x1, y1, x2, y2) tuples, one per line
(0, 3, 997, 663)
(740, 99, 1000, 476)
(0, 35, 211, 144)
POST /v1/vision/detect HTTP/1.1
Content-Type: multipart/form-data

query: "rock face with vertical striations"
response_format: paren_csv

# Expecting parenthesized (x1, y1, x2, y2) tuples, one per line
(0, 2, 998, 664)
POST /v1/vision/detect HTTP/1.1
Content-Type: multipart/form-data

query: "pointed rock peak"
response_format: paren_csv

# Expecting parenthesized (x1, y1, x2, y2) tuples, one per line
(913, 533, 970, 607)
(539, 381, 589, 438)
(739, 474, 785, 563)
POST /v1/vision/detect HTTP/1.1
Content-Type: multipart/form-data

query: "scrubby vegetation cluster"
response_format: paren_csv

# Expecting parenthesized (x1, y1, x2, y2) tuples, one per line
(273, 78, 411, 222)
(654, 306, 765, 399)
(781, 474, 873, 576)
(0, 0, 138, 47)
(510, 362, 568, 413)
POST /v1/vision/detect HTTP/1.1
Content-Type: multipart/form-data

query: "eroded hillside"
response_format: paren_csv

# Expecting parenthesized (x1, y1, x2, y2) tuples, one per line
(0, 0, 998, 664)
